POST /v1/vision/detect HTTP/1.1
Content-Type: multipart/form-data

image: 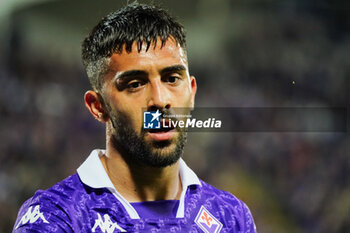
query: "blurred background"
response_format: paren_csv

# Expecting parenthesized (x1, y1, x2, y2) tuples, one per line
(0, 0, 349, 232)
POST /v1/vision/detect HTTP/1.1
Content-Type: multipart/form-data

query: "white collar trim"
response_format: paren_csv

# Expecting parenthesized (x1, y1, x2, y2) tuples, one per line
(77, 149, 201, 219)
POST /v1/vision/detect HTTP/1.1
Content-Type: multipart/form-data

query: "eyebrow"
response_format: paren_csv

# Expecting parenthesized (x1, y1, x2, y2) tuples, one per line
(114, 64, 187, 82)
(160, 65, 187, 75)
(114, 70, 147, 82)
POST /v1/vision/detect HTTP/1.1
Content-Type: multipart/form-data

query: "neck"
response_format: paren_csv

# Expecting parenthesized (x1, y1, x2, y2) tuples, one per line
(101, 137, 182, 202)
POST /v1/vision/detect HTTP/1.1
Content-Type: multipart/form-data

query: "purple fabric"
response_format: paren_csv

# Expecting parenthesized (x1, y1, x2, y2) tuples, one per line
(131, 200, 179, 218)
(13, 173, 257, 232)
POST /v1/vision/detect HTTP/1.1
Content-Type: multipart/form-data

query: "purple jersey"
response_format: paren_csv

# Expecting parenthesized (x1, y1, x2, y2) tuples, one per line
(130, 200, 180, 218)
(14, 149, 257, 233)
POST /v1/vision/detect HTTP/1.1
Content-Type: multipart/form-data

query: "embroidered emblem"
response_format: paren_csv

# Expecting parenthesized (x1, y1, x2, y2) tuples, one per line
(15, 205, 49, 229)
(92, 213, 126, 233)
(195, 206, 223, 233)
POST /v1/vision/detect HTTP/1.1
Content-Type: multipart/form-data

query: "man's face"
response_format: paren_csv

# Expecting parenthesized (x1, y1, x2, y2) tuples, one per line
(100, 38, 196, 167)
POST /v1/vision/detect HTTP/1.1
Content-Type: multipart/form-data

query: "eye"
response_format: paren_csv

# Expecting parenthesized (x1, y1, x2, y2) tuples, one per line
(168, 76, 178, 83)
(164, 75, 181, 85)
(127, 80, 145, 91)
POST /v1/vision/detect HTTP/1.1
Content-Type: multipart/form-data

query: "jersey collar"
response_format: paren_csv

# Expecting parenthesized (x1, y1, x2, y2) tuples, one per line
(77, 149, 201, 219)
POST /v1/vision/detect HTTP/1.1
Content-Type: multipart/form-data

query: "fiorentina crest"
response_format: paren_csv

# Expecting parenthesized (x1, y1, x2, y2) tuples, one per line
(194, 206, 223, 233)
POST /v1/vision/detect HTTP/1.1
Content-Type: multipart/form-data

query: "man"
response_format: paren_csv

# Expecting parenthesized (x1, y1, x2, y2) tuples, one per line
(14, 4, 256, 232)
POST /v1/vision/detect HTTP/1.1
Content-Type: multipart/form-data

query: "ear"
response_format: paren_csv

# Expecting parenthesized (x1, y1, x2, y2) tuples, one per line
(189, 75, 197, 109)
(84, 90, 109, 123)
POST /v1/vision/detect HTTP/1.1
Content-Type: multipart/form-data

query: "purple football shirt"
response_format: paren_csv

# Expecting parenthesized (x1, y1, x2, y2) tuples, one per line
(130, 200, 179, 218)
(14, 149, 257, 232)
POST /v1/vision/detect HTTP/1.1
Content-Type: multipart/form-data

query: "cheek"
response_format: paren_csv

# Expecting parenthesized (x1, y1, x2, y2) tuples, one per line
(130, 111, 143, 130)
(176, 85, 193, 106)
(105, 96, 139, 126)
(118, 101, 144, 131)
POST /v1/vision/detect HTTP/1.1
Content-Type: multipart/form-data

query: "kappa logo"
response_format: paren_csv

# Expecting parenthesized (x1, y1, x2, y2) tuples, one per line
(195, 206, 223, 233)
(92, 213, 126, 233)
(15, 205, 49, 229)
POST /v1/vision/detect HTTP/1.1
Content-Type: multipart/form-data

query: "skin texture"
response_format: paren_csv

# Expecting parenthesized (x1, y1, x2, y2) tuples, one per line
(84, 38, 197, 202)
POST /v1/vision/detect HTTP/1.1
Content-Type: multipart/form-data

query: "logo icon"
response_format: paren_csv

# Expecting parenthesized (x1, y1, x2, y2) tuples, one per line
(194, 206, 223, 233)
(143, 110, 162, 129)
(92, 213, 126, 233)
(15, 205, 49, 229)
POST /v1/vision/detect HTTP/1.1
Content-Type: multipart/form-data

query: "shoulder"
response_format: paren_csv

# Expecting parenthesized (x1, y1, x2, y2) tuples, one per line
(13, 174, 83, 232)
(197, 180, 257, 232)
(30, 173, 85, 208)
(199, 180, 245, 206)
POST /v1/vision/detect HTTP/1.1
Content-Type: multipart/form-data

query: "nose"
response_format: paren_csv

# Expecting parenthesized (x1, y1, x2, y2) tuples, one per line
(147, 79, 171, 111)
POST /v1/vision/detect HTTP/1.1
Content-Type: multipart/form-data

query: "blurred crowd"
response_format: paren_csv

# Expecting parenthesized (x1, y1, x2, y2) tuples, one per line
(0, 1, 349, 232)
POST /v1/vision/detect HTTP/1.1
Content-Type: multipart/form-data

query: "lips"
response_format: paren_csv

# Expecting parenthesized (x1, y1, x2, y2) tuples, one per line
(146, 119, 175, 141)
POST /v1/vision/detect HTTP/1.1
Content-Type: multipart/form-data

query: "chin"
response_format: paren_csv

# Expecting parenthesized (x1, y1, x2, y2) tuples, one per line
(152, 143, 178, 156)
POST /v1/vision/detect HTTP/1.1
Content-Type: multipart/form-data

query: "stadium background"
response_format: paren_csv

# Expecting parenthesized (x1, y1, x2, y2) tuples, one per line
(0, 0, 349, 232)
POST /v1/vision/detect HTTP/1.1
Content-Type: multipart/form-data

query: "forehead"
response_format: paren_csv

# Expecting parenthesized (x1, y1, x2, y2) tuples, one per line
(107, 38, 188, 74)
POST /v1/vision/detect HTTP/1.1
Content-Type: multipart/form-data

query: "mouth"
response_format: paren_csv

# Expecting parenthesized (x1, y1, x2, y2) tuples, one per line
(146, 119, 176, 141)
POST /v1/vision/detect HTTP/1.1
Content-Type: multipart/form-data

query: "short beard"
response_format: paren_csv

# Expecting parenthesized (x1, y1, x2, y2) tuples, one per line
(109, 110, 187, 168)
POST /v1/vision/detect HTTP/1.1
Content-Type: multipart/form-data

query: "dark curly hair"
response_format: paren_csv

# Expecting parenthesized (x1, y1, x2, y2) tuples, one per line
(81, 3, 186, 91)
